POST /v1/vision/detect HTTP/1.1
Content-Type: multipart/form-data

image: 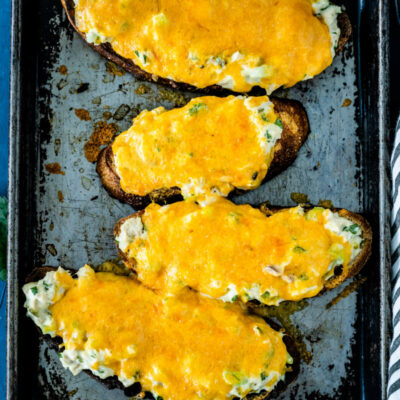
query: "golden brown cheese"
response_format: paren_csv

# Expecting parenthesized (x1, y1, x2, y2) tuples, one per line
(23, 266, 290, 400)
(112, 96, 282, 199)
(75, 0, 336, 92)
(118, 198, 363, 304)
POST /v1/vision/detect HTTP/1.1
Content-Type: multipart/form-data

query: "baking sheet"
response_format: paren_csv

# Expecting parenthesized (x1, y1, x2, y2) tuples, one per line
(7, 0, 392, 399)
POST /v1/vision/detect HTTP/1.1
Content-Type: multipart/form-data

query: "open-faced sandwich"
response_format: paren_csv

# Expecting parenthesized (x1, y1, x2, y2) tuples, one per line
(61, 0, 351, 93)
(115, 197, 372, 305)
(97, 95, 309, 209)
(23, 265, 299, 400)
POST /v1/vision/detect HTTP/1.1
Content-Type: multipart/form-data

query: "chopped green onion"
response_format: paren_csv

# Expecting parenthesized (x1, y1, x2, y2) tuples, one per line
(260, 371, 267, 380)
(258, 109, 269, 122)
(343, 224, 360, 235)
(261, 291, 270, 299)
(275, 118, 283, 128)
(134, 50, 148, 64)
(188, 103, 207, 116)
(31, 286, 38, 295)
(293, 246, 306, 253)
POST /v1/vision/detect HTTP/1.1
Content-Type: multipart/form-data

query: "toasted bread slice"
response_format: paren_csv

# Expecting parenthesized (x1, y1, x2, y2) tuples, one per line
(61, 0, 351, 93)
(24, 266, 299, 400)
(97, 97, 309, 209)
(114, 201, 372, 304)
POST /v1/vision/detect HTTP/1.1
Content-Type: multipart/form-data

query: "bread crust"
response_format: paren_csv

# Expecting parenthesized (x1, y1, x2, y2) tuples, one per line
(25, 266, 299, 399)
(96, 97, 310, 209)
(61, 0, 352, 94)
(114, 204, 372, 296)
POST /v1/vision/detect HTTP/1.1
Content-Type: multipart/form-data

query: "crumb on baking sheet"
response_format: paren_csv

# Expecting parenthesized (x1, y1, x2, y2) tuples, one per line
(57, 65, 68, 75)
(317, 199, 333, 209)
(76, 83, 90, 94)
(45, 162, 65, 175)
(84, 121, 118, 163)
(74, 108, 91, 121)
(103, 111, 112, 120)
(342, 98, 352, 107)
(57, 190, 64, 203)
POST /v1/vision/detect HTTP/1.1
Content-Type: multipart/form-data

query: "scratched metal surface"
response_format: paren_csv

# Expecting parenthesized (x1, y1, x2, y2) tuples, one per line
(8, 0, 390, 398)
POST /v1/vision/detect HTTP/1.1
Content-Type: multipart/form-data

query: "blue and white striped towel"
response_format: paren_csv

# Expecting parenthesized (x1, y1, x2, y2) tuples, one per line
(388, 117, 400, 400)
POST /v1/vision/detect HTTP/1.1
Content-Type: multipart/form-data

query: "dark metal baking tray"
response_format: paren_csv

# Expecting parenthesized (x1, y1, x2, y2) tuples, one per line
(7, 0, 392, 398)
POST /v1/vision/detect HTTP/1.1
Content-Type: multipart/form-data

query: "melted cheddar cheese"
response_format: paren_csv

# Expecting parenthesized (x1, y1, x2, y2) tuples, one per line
(117, 198, 364, 305)
(23, 266, 291, 400)
(74, 0, 341, 92)
(112, 96, 282, 199)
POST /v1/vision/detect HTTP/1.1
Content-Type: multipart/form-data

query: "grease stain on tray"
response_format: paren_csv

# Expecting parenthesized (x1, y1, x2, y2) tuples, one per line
(157, 87, 190, 107)
(326, 276, 367, 310)
(251, 299, 312, 364)
(135, 84, 152, 95)
(56, 79, 68, 90)
(46, 244, 58, 256)
(81, 176, 93, 191)
(54, 139, 61, 156)
(92, 97, 101, 105)
(290, 192, 310, 204)
(95, 259, 131, 276)
(113, 104, 130, 120)
(105, 61, 126, 77)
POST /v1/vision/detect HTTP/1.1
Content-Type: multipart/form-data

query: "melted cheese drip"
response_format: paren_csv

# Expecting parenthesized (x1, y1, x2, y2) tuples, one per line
(112, 96, 281, 199)
(25, 267, 290, 400)
(74, 0, 335, 92)
(121, 198, 358, 304)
